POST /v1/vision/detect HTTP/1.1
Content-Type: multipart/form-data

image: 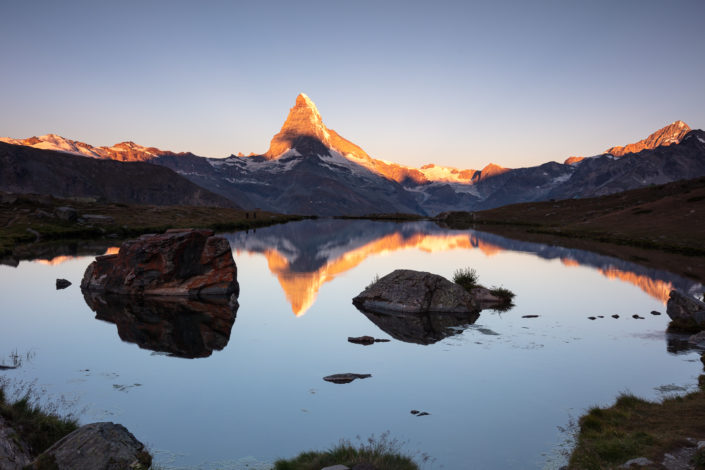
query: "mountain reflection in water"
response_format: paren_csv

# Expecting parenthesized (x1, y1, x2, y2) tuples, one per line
(225, 219, 702, 316)
(84, 292, 238, 358)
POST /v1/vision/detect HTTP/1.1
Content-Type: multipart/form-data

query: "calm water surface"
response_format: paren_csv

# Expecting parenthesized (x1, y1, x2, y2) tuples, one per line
(1, 219, 703, 469)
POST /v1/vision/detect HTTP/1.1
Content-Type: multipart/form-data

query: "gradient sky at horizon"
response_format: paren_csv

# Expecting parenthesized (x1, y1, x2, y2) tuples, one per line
(1, 0, 704, 169)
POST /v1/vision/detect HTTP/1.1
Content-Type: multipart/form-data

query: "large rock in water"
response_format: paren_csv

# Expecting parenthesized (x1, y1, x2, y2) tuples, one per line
(81, 229, 238, 299)
(667, 290, 705, 326)
(31, 422, 150, 470)
(352, 269, 484, 314)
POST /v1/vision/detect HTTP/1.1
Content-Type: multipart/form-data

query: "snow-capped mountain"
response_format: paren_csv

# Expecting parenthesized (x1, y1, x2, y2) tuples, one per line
(2, 95, 704, 216)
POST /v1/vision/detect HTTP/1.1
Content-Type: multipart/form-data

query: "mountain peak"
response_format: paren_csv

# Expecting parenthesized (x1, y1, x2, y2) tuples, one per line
(265, 93, 330, 158)
(606, 120, 691, 157)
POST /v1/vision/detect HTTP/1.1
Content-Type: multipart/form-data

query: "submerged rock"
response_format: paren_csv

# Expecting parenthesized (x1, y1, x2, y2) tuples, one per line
(81, 229, 239, 299)
(323, 373, 372, 384)
(30, 422, 150, 470)
(352, 269, 493, 314)
(348, 336, 375, 345)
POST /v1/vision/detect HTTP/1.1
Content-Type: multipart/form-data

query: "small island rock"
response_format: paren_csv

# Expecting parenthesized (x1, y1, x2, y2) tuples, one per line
(80, 229, 238, 299)
(55, 278, 71, 290)
(353, 269, 491, 315)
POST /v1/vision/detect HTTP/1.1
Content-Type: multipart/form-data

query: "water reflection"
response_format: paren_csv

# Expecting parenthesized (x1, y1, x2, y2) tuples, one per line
(225, 220, 703, 316)
(357, 308, 480, 345)
(84, 292, 238, 358)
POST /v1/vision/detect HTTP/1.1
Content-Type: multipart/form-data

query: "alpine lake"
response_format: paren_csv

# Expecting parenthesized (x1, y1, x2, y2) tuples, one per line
(1, 219, 703, 469)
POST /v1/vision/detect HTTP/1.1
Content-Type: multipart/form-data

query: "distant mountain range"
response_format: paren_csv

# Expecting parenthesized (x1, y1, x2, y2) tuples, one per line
(2, 94, 704, 215)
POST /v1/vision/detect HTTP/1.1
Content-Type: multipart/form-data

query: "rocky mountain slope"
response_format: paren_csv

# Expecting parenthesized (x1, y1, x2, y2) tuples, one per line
(2, 95, 704, 216)
(0, 142, 239, 208)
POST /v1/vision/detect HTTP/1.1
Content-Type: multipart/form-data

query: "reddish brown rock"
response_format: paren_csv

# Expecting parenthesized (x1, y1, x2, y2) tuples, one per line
(80, 229, 238, 299)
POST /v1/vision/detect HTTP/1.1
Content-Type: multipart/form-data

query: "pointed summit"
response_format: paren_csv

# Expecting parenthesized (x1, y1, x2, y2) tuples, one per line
(264, 93, 331, 158)
(605, 120, 691, 157)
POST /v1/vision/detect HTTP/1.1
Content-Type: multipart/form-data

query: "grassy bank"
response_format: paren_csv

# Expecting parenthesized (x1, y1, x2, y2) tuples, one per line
(0, 192, 308, 260)
(274, 433, 421, 470)
(438, 177, 705, 282)
(0, 383, 78, 457)
(568, 375, 705, 469)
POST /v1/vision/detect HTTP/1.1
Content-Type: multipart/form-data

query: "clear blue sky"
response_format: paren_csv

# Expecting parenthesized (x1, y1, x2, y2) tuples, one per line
(1, 0, 703, 169)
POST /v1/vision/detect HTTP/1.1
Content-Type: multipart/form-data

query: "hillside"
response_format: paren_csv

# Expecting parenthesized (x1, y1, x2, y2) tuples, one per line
(0, 142, 239, 208)
(442, 177, 705, 281)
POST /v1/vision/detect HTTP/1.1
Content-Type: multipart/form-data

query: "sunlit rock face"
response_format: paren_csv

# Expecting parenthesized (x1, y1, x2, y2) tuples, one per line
(84, 292, 237, 358)
(81, 229, 239, 298)
(605, 120, 691, 157)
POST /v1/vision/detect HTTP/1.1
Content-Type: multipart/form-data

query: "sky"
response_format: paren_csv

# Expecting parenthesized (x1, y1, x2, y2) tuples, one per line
(1, 0, 704, 170)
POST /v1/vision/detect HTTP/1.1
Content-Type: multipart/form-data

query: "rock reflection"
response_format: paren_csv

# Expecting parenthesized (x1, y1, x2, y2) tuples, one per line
(83, 292, 238, 358)
(356, 308, 480, 345)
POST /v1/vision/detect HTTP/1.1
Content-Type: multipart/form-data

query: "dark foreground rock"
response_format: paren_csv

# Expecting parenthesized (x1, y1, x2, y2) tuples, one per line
(29, 422, 150, 470)
(0, 416, 31, 470)
(84, 291, 238, 358)
(81, 229, 239, 299)
(667, 290, 705, 328)
(55, 278, 71, 290)
(353, 269, 497, 314)
(323, 373, 372, 384)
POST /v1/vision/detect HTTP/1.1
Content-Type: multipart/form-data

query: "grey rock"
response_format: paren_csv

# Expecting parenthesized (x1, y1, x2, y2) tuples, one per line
(33, 422, 150, 470)
(321, 465, 350, 470)
(0, 416, 32, 470)
(352, 269, 492, 314)
(351, 464, 377, 470)
(667, 290, 705, 325)
(54, 206, 78, 222)
(323, 373, 372, 384)
(619, 456, 654, 468)
(56, 278, 72, 290)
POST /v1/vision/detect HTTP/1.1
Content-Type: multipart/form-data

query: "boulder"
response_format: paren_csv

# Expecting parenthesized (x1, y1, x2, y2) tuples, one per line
(54, 206, 78, 222)
(56, 278, 72, 290)
(0, 416, 32, 470)
(30, 422, 150, 470)
(666, 290, 705, 326)
(81, 229, 239, 299)
(352, 269, 484, 314)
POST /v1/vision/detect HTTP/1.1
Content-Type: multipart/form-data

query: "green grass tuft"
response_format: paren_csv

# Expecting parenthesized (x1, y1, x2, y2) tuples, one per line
(274, 432, 422, 470)
(452, 267, 479, 292)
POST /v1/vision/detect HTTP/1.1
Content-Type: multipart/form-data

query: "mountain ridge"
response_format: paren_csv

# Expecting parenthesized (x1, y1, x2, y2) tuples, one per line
(2, 95, 703, 216)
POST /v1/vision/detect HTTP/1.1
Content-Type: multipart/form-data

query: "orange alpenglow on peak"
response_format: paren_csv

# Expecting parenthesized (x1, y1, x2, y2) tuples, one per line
(264, 93, 330, 158)
(564, 156, 585, 165)
(605, 120, 691, 157)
